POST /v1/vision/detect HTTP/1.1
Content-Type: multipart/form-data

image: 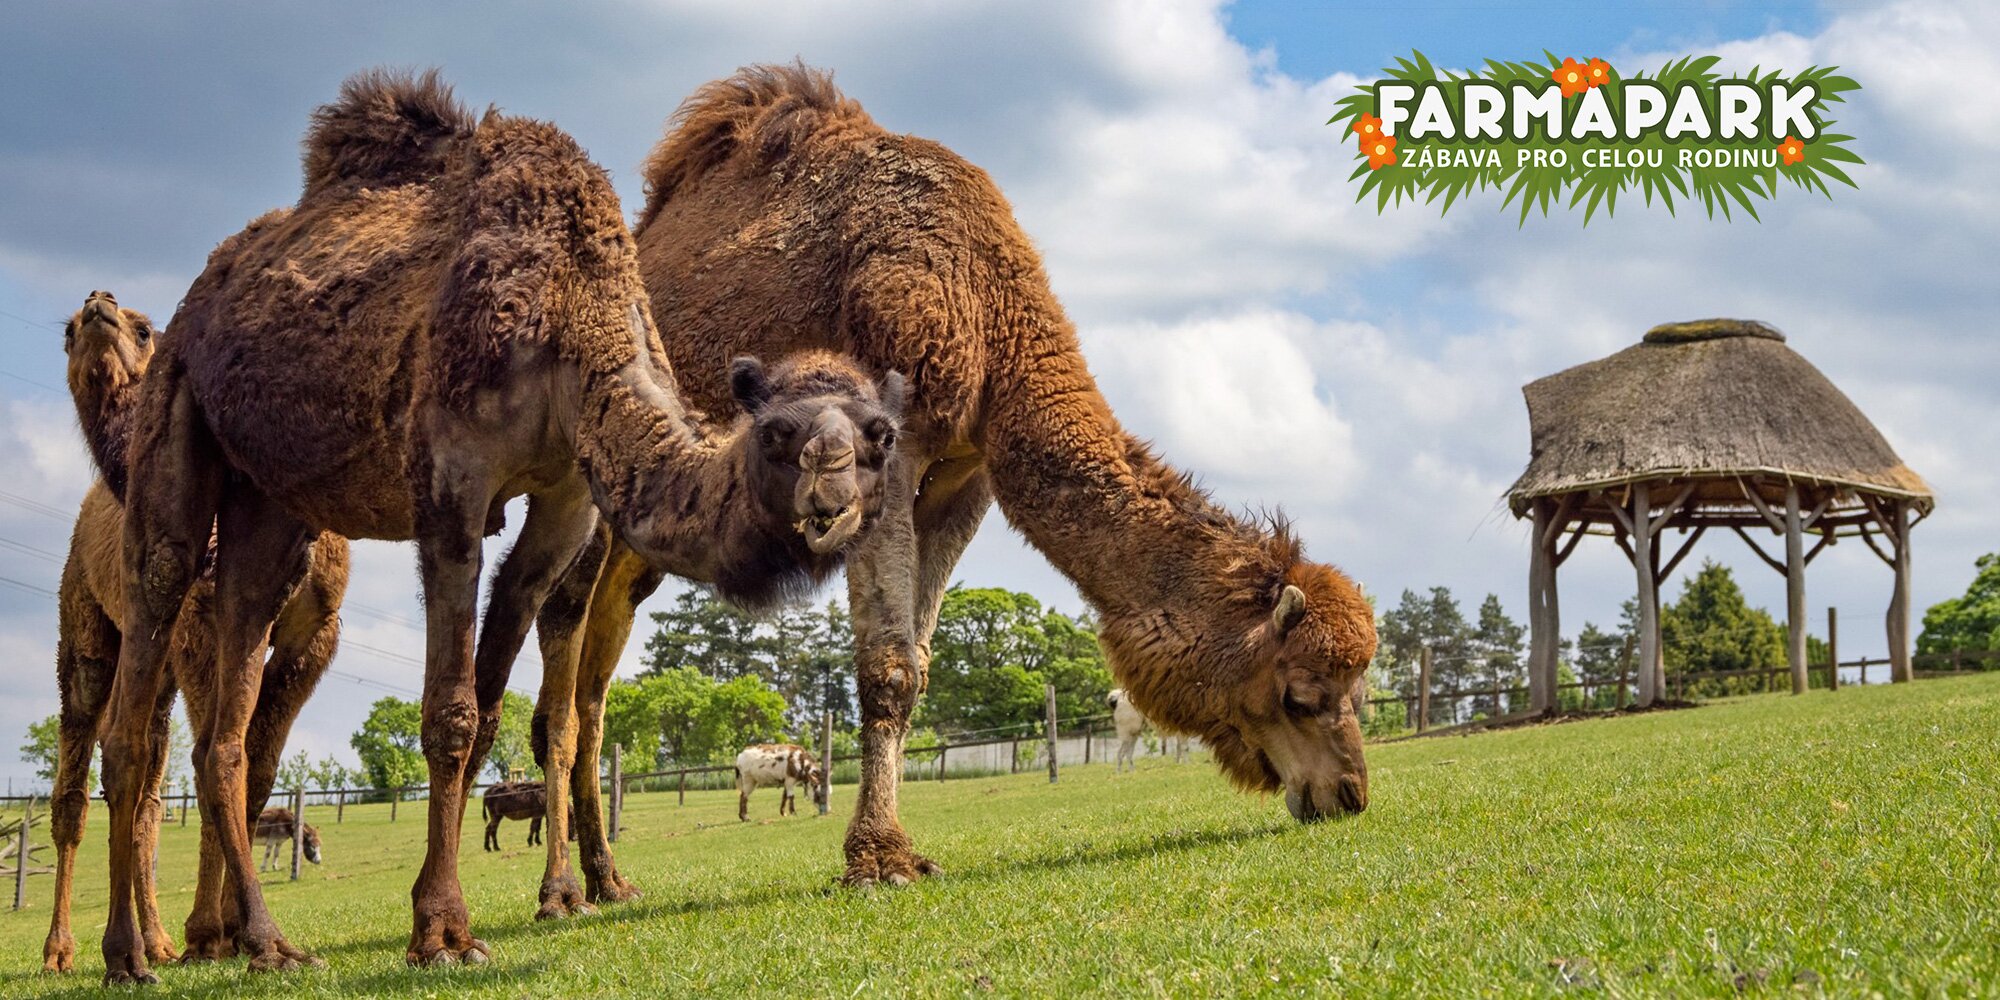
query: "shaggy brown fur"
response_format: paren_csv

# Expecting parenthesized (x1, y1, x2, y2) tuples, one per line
(43, 292, 347, 976)
(621, 64, 1378, 886)
(480, 781, 545, 851)
(103, 70, 903, 979)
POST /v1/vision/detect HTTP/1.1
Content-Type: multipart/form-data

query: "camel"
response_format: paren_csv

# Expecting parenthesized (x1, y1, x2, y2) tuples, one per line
(42, 292, 347, 974)
(102, 70, 904, 980)
(543, 64, 1379, 890)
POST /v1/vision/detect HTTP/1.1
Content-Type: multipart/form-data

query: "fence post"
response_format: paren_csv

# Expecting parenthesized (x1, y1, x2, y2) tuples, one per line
(181, 792, 190, 827)
(1954, 649, 1964, 674)
(819, 711, 833, 816)
(289, 787, 305, 881)
(391, 786, 399, 822)
(1417, 646, 1433, 733)
(337, 788, 345, 824)
(1045, 684, 1060, 784)
(13, 796, 30, 910)
(1011, 736, 1021, 773)
(936, 743, 947, 782)
(678, 769, 686, 807)
(1082, 725, 1092, 765)
(609, 744, 623, 844)
(1827, 606, 1839, 691)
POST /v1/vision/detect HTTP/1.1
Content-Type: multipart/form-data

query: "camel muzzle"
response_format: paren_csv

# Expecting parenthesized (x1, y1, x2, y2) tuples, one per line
(794, 416, 863, 553)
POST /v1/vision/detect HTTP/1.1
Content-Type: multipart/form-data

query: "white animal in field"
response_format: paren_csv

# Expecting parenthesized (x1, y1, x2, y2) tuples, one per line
(735, 743, 827, 821)
(1107, 689, 1188, 772)
(253, 807, 321, 871)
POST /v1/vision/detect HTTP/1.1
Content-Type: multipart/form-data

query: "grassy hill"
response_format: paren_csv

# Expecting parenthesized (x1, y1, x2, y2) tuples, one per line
(2, 674, 1995, 997)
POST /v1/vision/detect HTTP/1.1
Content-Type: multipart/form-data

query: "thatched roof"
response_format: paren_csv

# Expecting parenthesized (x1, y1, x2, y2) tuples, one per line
(1507, 319, 1932, 516)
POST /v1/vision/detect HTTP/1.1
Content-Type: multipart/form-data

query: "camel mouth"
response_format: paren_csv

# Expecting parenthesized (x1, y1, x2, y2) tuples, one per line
(797, 503, 862, 554)
(1284, 777, 1366, 823)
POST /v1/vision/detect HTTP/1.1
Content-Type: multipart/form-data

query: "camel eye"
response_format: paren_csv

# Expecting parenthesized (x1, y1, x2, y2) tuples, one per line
(1283, 683, 1324, 716)
(134, 321, 152, 344)
(868, 420, 896, 451)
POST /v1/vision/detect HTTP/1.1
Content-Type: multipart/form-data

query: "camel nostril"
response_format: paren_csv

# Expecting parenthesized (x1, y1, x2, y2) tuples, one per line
(1335, 776, 1366, 814)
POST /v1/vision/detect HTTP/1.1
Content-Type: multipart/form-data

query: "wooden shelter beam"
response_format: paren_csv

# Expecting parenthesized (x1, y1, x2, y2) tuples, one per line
(1784, 481, 1809, 695)
(1527, 500, 1556, 713)
(1630, 482, 1661, 707)
(1657, 525, 1707, 582)
(1730, 526, 1788, 574)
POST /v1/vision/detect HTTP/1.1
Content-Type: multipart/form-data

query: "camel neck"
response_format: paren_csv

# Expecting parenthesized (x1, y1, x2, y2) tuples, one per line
(70, 370, 142, 500)
(980, 303, 1240, 619)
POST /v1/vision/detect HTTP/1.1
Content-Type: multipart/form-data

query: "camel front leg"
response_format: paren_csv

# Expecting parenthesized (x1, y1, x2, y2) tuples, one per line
(406, 466, 491, 967)
(206, 486, 317, 973)
(841, 450, 938, 886)
(565, 534, 655, 904)
(133, 678, 180, 965)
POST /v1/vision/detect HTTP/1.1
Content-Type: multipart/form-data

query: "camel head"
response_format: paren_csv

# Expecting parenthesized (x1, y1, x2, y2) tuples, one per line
(731, 352, 906, 556)
(62, 290, 157, 396)
(301, 823, 323, 864)
(1100, 551, 1376, 824)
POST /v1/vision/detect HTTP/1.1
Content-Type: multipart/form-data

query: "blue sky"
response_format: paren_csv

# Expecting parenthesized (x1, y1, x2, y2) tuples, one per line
(1, 1, 1992, 787)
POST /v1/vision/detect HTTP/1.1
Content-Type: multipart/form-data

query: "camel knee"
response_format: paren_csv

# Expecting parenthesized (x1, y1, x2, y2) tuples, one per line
(858, 648, 921, 722)
(421, 697, 480, 762)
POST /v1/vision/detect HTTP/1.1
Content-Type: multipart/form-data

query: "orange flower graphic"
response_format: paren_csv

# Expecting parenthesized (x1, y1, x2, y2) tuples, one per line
(1553, 57, 1590, 97)
(1778, 135, 1806, 165)
(1586, 58, 1612, 88)
(1364, 135, 1398, 170)
(1352, 112, 1385, 144)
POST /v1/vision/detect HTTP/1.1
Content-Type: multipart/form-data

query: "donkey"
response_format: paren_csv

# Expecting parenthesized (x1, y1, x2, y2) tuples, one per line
(253, 808, 321, 872)
(734, 744, 826, 820)
(482, 781, 546, 851)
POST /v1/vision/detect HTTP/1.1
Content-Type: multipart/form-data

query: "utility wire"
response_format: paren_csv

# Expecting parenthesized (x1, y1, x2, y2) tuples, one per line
(0, 490, 73, 523)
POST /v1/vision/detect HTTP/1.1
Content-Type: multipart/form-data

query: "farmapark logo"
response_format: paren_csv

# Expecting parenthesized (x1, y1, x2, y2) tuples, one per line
(1329, 51, 1863, 222)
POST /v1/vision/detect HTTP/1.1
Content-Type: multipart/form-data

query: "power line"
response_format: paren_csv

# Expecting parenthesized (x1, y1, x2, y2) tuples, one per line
(0, 490, 73, 523)
(0, 368, 66, 395)
(0, 308, 63, 333)
(0, 534, 64, 565)
(0, 574, 58, 599)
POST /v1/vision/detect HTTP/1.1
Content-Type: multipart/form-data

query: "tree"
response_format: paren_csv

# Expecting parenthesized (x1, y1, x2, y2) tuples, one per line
(307, 755, 353, 791)
(1570, 619, 1631, 708)
(1374, 587, 1474, 724)
(276, 749, 314, 793)
(640, 591, 857, 731)
(642, 590, 766, 680)
(1918, 553, 2000, 657)
(485, 690, 539, 780)
(1660, 560, 1786, 696)
(19, 715, 80, 788)
(1469, 594, 1525, 717)
(918, 587, 1112, 735)
(349, 696, 426, 790)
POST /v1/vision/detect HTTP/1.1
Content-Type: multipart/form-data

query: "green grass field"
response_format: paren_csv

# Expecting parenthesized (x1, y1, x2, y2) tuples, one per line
(3, 675, 1996, 997)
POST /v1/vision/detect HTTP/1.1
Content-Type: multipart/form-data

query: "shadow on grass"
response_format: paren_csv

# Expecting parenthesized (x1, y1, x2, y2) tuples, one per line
(1, 958, 552, 999)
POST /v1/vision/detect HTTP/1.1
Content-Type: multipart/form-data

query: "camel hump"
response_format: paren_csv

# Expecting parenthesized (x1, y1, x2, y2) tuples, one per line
(639, 61, 869, 224)
(302, 67, 474, 196)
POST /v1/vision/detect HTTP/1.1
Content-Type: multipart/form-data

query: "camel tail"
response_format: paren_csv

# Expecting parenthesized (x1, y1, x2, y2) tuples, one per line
(637, 61, 868, 230)
(302, 67, 475, 196)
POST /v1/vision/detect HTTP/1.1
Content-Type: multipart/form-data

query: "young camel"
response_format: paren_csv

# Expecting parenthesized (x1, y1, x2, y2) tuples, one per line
(43, 292, 347, 973)
(540, 64, 1377, 891)
(103, 70, 903, 981)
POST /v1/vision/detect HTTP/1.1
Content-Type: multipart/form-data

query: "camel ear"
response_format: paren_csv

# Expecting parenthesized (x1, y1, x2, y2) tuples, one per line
(1273, 584, 1308, 635)
(731, 356, 773, 414)
(878, 370, 908, 419)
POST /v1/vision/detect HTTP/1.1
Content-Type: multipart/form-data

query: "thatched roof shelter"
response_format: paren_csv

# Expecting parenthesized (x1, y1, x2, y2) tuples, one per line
(1507, 319, 1932, 710)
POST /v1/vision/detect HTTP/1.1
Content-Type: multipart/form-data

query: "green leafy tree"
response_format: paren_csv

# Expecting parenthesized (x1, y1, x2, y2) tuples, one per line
(1570, 619, 1632, 708)
(1660, 560, 1786, 696)
(276, 749, 314, 792)
(20, 714, 83, 788)
(1470, 594, 1526, 717)
(1374, 587, 1474, 725)
(642, 590, 766, 680)
(1918, 553, 2000, 657)
(919, 587, 1112, 735)
(349, 696, 426, 789)
(307, 755, 353, 791)
(485, 690, 539, 780)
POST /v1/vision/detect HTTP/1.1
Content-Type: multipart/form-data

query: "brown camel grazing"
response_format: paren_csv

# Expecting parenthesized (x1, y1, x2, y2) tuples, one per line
(103, 70, 903, 980)
(538, 64, 1378, 891)
(42, 292, 346, 974)
(480, 781, 546, 851)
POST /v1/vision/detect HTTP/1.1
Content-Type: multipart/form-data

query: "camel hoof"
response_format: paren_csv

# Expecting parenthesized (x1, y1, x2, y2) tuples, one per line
(587, 878, 643, 905)
(104, 969, 162, 986)
(145, 943, 181, 966)
(886, 873, 911, 887)
(41, 936, 75, 974)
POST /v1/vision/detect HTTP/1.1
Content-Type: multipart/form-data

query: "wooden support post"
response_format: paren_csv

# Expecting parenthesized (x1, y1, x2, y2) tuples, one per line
(1528, 500, 1554, 713)
(1631, 483, 1661, 707)
(1784, 483, 1808, 694)
(936, 744, 947, 782)
(678, 769, 687, 806)
(1417, 646, 1433, 733)
(819, 711, 833, 816)
(336, 788, 345, 824)
(13, 797, 30, 910)
(1890, 499, 1914, 683)
(1045, 684, 1060, 784)
(289, 787, 305, 881)
(390, 786, 399, 822)
(1827, 606, 1839, 691)
(608, 743, 622, 844)
(181, 792, 189, 827)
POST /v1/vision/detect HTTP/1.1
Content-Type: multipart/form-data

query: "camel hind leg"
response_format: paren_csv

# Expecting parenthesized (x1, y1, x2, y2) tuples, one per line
(133, 678, 180, 965)
(43, 572, 117, 974)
